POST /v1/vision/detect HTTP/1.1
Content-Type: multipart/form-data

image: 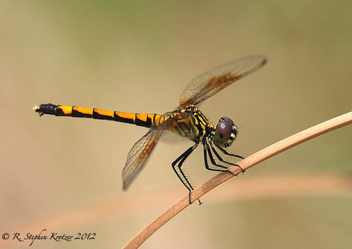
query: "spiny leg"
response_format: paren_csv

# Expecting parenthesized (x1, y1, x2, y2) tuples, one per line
(216, 145, 245, 159)
(172, 144, 202, 205)
(172, 146, 195, 192)
(210, 144, 245, 174)
(203, 143, 233, 174)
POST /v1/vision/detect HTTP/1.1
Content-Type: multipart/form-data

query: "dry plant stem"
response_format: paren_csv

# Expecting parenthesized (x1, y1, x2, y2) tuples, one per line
(123, 111, 352, 249)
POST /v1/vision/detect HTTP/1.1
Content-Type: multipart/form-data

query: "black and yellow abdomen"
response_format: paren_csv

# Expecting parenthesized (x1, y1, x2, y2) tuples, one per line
(34, 103, 165, 128)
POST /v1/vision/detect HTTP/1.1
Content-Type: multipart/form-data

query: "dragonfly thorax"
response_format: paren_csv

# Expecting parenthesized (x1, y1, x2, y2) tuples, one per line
(212, 117, 238, 148)
(166, 105, 210, 144)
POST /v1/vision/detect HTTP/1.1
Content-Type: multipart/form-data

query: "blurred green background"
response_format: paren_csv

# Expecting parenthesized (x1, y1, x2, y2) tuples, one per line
(1, 1, 351, 248)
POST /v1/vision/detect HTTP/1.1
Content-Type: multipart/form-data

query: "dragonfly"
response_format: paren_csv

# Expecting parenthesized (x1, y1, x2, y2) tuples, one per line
(34, 55, 267, 204)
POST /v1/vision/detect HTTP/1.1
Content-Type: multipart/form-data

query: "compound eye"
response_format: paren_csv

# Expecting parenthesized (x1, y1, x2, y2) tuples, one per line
(216, 121, 232, 138)
(219, 117, 234, 127)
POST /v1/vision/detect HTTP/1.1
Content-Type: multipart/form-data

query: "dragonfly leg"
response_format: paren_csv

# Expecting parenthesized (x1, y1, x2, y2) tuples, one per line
(203, 143, 234, 174)
(203, 142, 244, 175)
(172, 144, 202, 205)
(216, 145, 245, 159)
(213, 145, 245, 174)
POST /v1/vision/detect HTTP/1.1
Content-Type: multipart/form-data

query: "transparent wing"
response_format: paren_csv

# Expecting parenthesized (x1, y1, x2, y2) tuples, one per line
(179, 55, 267, 106)
(122, 128, 164, 190)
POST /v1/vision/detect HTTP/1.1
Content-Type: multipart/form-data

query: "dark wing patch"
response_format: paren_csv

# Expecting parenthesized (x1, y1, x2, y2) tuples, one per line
(179, 55, 267, 107)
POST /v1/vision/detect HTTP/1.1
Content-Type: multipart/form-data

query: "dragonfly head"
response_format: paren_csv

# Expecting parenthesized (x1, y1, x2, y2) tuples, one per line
(213, 117, 238, 148)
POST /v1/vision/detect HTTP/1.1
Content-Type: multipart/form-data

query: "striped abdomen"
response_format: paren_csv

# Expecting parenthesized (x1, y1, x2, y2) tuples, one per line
(34, 103, 165, 128)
